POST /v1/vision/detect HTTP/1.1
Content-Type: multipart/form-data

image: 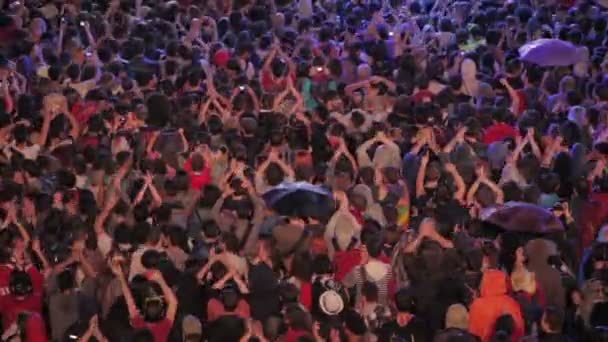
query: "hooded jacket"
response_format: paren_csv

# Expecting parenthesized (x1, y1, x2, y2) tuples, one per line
(525, 239, 566, 309)
(468, 270, 525, 342)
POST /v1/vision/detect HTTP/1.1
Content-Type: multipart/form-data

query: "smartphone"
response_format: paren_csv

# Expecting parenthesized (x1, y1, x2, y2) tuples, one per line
(239, 85, 245, 91)
(316, 67, 323, 72)
(80, 21, 85, 27)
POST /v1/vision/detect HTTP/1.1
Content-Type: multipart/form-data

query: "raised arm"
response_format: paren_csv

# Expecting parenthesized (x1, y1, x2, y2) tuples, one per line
(443, 127, 466, 153)
(267, 150, 295, 179)
(526, 128, 542, 160)
(262, 45, 279, 72)
(481, 175, 505, 204)
(444, 163, 466, 203)
(355, 136, 378, 167)
(110, 259, 139, 320)
(416, 152, 430, 198)
(148, 271, 178, 322)
(144, 173, 162, 208)
(500, 78, 520, 115)
(30, 239, 51, 278)
(198, 98, 213, 123)
(508, 135, 528, 166)
(245, 86, 261, 113)
(177, 128, 189, 153)
(370, 76, 396, 92)
(345, 80, 370, 98)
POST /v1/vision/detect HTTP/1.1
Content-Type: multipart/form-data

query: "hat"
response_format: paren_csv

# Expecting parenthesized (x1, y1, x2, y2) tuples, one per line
(511, 267, 537, 294)
(445, 304, 469, 330)
(213, 49, 231, 67)
(319, 290, 344, 315)
(182, 315, 202, 337)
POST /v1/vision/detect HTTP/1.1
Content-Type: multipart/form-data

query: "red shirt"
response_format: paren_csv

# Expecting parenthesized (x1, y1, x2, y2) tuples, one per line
(333, 249, 391, 282)
(71, 101, 98, 125)
(261, 70, 296, 93)
(0, 292, 43, 328)
(299, 282, 312, 310)
(23, 312, 48, 342)
(0, 265, 44, 299)
(483, 123, 518, 145)
(131, 316, 173, 342)
(207, 298, 251, 321)
(412, 89, 434, 103)
(184, 158, 211, 190)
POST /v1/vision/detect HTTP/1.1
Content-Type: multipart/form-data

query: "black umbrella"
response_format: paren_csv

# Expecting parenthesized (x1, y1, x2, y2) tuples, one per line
(263, 182, 335, 220)
(481, 202, 564, 234)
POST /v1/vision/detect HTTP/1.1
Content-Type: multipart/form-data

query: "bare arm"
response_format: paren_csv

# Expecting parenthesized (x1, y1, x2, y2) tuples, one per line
(146, 178, 163, 208)
(345, 80, 370, 98)
(508, 136, 528, 166)
(245, 86, 261, 113)
(112, 262, 139, 319)
(500, 78, 520, 115)
(481, 177, 505, 205)
(370, 76, 396, 92)
(416, 153, 430, 198)
(466, 178, 482, 205)
(198, 98, 213, 123)
(31, 239, 51, 278)
(177, 128, 189, 153)
(36, 109, 53, 147)
(443, 127, 466, 153)
(445, 163, 466, 203)
(149, 271, 178, 322)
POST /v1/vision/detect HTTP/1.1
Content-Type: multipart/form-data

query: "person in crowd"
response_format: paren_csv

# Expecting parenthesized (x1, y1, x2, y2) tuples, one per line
(0, 0, 607, 341)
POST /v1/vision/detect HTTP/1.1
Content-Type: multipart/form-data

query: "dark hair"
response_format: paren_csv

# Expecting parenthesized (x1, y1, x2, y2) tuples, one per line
(312, 254, 333, 275)
(394, 287, 416, 313)
(543, 306, 564, 332)
(221, 287, 240, 311)
(57, 269, 76, 292)
(492, 314, 515, 339)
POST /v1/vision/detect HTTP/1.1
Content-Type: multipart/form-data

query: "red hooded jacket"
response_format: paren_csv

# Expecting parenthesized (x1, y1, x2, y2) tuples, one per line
(469, 270, 525, 342)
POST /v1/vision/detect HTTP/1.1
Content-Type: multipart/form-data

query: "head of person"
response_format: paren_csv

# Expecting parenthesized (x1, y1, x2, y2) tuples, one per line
(394, 287, 417, 314)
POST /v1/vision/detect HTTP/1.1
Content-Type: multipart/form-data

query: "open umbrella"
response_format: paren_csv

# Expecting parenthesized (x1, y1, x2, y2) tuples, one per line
(263, 181, 334, 219)
(481, 202, 564, 234)
(519, 39, 584, 67)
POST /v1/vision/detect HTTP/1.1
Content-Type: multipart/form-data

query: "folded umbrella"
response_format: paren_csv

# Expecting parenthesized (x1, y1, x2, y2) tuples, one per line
(263, 181, 334, 220)
(482, 202, 564, 234)
(519, 39, 584, 67)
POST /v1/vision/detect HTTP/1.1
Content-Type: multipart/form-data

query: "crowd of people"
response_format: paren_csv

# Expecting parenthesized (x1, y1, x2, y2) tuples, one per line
(0, 0, 608, 341)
